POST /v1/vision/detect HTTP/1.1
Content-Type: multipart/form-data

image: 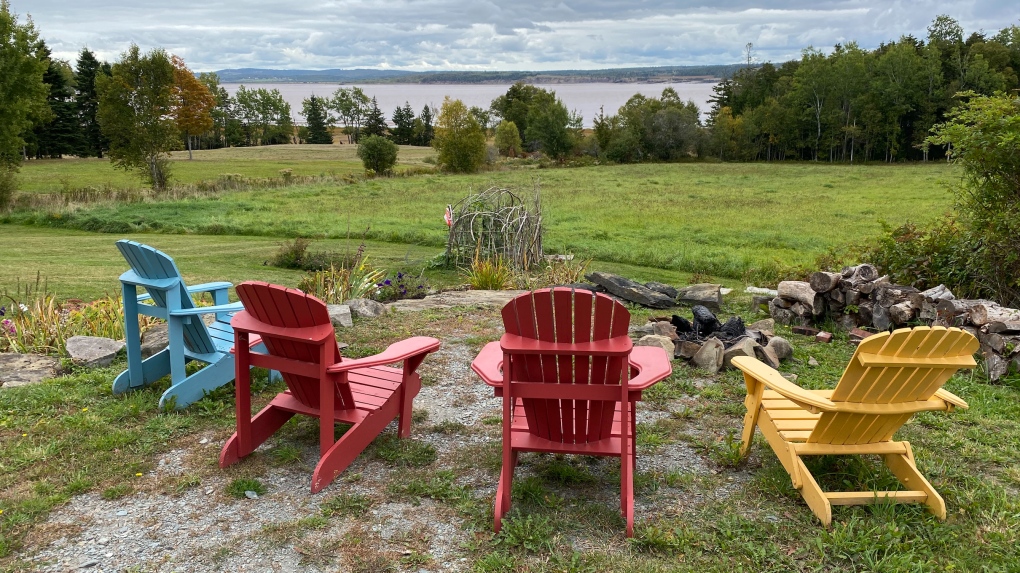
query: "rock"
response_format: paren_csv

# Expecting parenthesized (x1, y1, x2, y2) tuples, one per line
(723, 337, 760, 369)
(771, 296, 792, 309)
(675, 341, 702, 360)
(344, 298, 387, 318)
(836, 313, 859, 331)
(754, 344, 781, 369)
(781, 373, 799, 382)
(244, 490, 259, 499)
(326, 304, 353, 328)
(792, 325, 820, 336)
(644, 281, 679, 300)
(66, 336, 125, 367)
(751, 295, 772, 312)
(0, 353, 61, 387)
(872, 304, 892, 331)
(748, 318, 775, 337)
(720, 288, 733, 295)
(766, 336, 793, 361)
(815, 331, 833, 344)
(692, 337, 725, 374)
(651, 321, 678, 340)
(585, 272, 675, 309)
(140, 324, 169, 358)
(676, 283, 722, 310)
(808, 356, 819, 367)
(557, 283, 599, 292)
(635, 335, 675, 357)
(629, 322, 655, 336)
(769, 300, 796, 326)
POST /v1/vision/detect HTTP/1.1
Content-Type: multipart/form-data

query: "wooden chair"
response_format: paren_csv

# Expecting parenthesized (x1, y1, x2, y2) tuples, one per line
(471, 288, 672, 537)
(732, 326, 978, 526)
(220, 281, 441, 492)
(113, 240, 258, 409)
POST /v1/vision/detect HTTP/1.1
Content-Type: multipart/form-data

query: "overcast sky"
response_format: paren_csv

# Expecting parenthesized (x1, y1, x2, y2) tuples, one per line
(21, 1, 1018, 72)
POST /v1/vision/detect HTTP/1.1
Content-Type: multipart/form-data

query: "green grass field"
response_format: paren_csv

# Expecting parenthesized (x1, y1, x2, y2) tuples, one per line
(15, 144, 437, 193)
(6, 151, 961, 287)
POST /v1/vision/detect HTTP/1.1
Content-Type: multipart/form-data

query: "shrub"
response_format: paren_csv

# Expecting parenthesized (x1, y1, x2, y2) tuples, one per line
(270, 238, 362, 272)
(297, 259, 385, 304)
(494, 120, 522, 157)
(856, 219, 981, 295)
(464, 256, 514, 290)
(357, 135, 399, 174)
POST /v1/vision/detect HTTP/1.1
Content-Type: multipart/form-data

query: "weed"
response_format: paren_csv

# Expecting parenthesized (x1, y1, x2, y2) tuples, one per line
(474, 551, 517, 572)
(495, 513, 555, 553)
(100, 484, 132, 500)
(464, 256, 514, 290)
(387, 470, 473, 506)
(371, 434, 437, 467)
(430, 420, 467, 434)
(269, 444, 303, 465)
(711, 429, 746, 468)
(226, 478, 266, 499)
(321, 492, 373, 518)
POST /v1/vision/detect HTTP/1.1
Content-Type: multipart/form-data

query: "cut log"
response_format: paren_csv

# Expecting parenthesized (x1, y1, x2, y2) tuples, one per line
(837, 313, 859, 330)
(920, 301, 939, 322)
(829, 288, 846, 305)
(936, 299, 998, 325)
(809, 271, 842, 293)
(859, 301, 875, 326)
(778, 281, 815, 309)
(889, 300, 918, 325)
(876, 285, 920, 308)
(872, 304, 892, 331)
(920, 284, 954, 301)
(790, 302, 811, 318)
(857, 276, 889, 295)
(813, 293, 828, 319)
(970, 304, 1020, 327)
(840, 263, 879, 282)
(986, 321, 1020, 334)
(845, 289, 861, 306)
(769, 300, 796, 326)
(772, 296, 792, 310)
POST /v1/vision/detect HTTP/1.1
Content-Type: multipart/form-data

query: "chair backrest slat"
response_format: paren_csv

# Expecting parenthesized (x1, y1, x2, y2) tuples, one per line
(236, 282, 353, 410)
(502, 288, 630, 445)
(116, 240, 215, 355)
(809, 326, 978, 445)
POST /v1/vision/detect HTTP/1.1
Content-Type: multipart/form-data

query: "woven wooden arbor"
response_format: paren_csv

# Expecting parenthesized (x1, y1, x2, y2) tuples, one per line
(445, 185, 543, 270)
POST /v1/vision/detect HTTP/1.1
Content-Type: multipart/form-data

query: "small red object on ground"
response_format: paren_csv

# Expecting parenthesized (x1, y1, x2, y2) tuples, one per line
(793, 325, 821, 336)
(815, 331, 833, 343)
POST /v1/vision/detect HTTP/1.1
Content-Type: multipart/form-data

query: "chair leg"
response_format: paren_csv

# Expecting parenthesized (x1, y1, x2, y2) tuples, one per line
(883, 448, 946, 520)
(113, 348, 171, 395)
(158, 356, 234, 410)
(622, 452, 635, 537)
(397, 372, 421, 439)
(219, 404, 295, 468)
(312, 408, 394, 493)
(793, 455, 832, 527)
(494, 450, 518, 533)
(740, 379, 765, 457)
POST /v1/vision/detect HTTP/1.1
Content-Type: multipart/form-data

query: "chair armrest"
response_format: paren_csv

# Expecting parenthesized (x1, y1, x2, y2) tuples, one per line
(628, 346, 673, 390)
(328, 336, 441, 372)
(499, 333, 633, 357)
(136, 282, 233, 304)
(230, 312, 336, 343)
(168, 301, 244, 317)
(731, 356, 836, 413)
(934, 388, 969, 410)
(471, 341, 504, 387)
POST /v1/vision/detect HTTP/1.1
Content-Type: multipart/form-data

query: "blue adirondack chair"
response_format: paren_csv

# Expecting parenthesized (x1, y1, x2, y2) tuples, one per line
(113, 240, 261, 409)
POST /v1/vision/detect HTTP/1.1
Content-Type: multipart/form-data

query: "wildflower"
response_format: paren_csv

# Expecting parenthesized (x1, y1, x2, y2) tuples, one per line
(384, 279, 392, 286)
(397, 272, 404, 279)
(21, 433, 27, 437)
(135, 473, 143, 477)
(1, 319, 13, 335)
(82, 407, 88, 412)
(0, 306, 5, 316)
(18, 303, 28, 313)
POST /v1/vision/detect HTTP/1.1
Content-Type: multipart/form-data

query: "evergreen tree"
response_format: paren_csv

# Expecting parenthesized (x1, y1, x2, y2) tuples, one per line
(31, 43, 80, 158)
(74, 48, 109, 158)
(414, 104, 434, 146)
(362, 97, 387, 137)
(390, 102, 415, 145)
(301, 95, 333, 144)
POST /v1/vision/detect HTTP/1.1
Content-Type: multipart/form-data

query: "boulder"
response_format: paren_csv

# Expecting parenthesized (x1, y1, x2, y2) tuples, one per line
(140, 324, 169, 358)
(0, 353, 61, 387)
(585, 272, 675, 309)
(635, 335, 675, 357)
(675, 340, 702, 360)
(676, 284, 722, 310)
(769, 300, 796, 326)
(644, 282, 679, 300)
(748, 318, 775, 337)
(723, 337, 760, 369)
(754, 344, 781, 369)
(344, 298, 387, 318)
(651, 321, 678, 340)
(629, 322, 655, 336)
(66, 336, 125, 367)
(766, 336, 793, 361)
(326, 304, 353, 328)
(691, 337, 725, 374)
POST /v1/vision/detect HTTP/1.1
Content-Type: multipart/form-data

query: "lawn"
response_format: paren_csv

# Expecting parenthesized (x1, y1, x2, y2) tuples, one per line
(6, 156, 960, 282)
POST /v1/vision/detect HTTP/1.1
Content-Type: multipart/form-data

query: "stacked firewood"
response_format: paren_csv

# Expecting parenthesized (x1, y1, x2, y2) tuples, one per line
(769, 262, 1020, 381)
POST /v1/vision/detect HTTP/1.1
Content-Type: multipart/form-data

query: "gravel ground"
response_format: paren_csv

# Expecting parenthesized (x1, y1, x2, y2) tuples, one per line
(22, 338, 737, 572)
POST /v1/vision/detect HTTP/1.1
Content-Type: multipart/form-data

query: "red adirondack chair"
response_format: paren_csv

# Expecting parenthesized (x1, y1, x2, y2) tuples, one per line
(220, 282, 441, 492)
(471, 288, 673, 537)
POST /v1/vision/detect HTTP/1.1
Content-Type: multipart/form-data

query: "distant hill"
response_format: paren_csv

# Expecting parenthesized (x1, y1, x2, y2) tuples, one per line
(214, 65, 744, 84)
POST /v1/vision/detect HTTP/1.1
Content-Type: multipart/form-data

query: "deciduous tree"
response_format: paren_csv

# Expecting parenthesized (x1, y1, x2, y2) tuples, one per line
(493, 120, 521, 157)
(97, 44, 179, 190)
(171, 55, 215, 160)
(433, 97, 486, 173)
(330, 86, 369, 143)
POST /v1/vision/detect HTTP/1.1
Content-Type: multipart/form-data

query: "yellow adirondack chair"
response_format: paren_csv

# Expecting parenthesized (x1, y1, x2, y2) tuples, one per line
(732, 326, 978, 526)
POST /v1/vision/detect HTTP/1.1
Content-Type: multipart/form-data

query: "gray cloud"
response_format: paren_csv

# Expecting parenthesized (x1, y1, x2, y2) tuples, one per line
(20, 0, 1019, 71)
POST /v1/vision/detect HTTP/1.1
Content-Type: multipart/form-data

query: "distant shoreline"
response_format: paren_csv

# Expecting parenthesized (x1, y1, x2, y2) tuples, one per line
(220, 77, 723, 85)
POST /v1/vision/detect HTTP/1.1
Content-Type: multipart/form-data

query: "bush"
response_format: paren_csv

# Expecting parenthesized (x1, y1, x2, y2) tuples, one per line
(494, 120, 522, 157)
(297, 258, 385, 304)
(464, 256, 514, 290)
(857, 219, 981, 295)
(357, 135, 399, 174)
(270, 238, 361, 271)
